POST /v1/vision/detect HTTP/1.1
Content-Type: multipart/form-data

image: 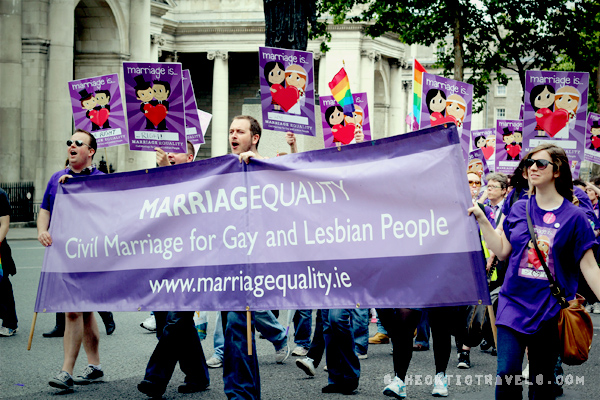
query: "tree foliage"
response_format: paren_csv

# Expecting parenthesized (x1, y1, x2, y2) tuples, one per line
(309, 0, 597, 112)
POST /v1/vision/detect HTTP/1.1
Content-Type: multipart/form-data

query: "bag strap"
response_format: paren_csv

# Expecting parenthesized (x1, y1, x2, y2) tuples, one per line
(525, 198, 569, 308)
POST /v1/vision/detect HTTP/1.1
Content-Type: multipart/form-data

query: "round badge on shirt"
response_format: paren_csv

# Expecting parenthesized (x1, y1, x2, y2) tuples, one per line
(543, 212, 556, 224)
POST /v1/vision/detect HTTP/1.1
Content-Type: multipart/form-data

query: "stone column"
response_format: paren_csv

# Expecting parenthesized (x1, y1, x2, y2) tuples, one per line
(402, 80, 412, 134)
(150, 34, 164, 62)
(208, 51, 229, 157)
(0, 0, 23, 182)
(389, 59, 405, 136)
(360, 50, 380, 135)
(43, 0, 74, 181)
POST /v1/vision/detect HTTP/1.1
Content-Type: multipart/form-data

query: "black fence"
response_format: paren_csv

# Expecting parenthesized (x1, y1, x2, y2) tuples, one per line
(0, 182, 35, 222)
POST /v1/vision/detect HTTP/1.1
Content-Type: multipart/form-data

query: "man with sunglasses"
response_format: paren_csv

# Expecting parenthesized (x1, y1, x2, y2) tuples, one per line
(37, 129, 106, 391)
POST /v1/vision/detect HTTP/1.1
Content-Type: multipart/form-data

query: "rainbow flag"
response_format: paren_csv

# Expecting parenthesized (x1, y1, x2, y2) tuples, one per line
(413, 59, 427, 130)
(328, 68, 355, 116)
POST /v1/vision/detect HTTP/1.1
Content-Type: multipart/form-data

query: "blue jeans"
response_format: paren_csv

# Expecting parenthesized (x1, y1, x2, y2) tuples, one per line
(145, 311, 209, 390)
(414, 309, 430, 348)
(322, 309, 360, 385)
(350, 308, 369, 355)
(213, 310, 286, 361)
(293, 309, 312, 348)
(222, 311, 260, 399)
(496, 316, 559, 400)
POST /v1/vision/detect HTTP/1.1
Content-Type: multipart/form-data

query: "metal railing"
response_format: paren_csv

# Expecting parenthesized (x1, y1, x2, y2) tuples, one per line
(0, 182, 35, 222)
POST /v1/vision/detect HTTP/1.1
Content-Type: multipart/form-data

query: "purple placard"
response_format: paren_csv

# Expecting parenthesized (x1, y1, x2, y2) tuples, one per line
(68, 74, 128, 148)
(420, 72, 473, 162)
(471, 129, 496, 172)
(495, 119, 524, 175)
(182, 69, 204, 145)
(468, 149, 490, 185)
(524, 71, 589, 176)
(34, 125, 489, 312)
(122, 62, 186, 153)
(519, 104, 524, 120)
(584, 112, 600, 165)
(259, 47, 316, 136)
(320, 92, 371, 148)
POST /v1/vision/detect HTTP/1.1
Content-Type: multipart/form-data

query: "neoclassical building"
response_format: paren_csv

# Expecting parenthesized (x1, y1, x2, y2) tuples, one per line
(0, 0, 525, 203)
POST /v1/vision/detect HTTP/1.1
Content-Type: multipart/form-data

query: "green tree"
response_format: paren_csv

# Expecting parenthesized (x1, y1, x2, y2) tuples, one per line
(310, 0, 578, 110)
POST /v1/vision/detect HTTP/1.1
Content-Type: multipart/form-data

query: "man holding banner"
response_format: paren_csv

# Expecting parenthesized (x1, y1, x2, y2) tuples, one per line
(38, 129, 106, 391)
(138, 140, 210, 398)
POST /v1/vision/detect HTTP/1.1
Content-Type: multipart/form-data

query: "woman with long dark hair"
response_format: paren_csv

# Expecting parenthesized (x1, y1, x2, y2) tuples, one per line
(469, 143, 600, 399)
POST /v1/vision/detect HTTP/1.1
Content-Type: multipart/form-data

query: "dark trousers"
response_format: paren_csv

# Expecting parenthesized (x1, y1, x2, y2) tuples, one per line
(496, 316, 560, 400)
(427, 307, 455, 374)
(306, 309, 325, 366)
(0, 275, 18, 329)
(377, 308, 421, 381)
(144, 311, 209, 390)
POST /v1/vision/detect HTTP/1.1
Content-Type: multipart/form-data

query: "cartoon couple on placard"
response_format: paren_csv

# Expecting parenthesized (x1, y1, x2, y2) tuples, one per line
(501, 127, 523, 161)
(133, 75, 171, 130)
(325, 105, 364, 146)
(265, 61, 307, 115)
(589, 120, 600, 151)
(425, 89, 467, 134)
(79, 89, 112, 131)
(473, 134, 496, 161)
(530, 84, 580, 139)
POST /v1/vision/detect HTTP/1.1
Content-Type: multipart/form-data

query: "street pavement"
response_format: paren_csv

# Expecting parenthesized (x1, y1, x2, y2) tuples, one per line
(1, 233, 600, 399)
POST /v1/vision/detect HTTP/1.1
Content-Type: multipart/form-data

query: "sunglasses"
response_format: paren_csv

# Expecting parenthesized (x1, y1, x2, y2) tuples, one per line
(468, 180, 481, 187)
(524, 158, 556, 170)
(66, 139, 92, 149)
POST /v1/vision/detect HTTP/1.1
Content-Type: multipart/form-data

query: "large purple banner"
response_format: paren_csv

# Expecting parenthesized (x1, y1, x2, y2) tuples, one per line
(524, 71, 589, 176)
(122, 62, 187, 153)
(35, 125, 489, 312)
(259, 47, 316, 136)
(68, 74, 128, 148)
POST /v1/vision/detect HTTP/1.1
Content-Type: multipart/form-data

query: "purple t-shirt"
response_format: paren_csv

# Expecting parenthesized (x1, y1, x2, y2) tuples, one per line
(497, 196, 596, 334)
(573, 186, 600, 231)
(501, 187, 528, 220)
(41, 167, 104, 215)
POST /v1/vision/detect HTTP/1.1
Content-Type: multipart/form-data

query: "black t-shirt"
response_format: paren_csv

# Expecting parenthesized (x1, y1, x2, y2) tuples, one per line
(0, 188, 15, 276)
(0, 188, 10, 218)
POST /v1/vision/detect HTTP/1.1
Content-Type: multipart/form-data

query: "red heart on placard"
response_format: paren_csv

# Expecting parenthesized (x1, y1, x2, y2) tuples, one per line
(592, 136, 600, 149)
(507, 143, 521, 159)
(89, 108, 109, 127)
(482, 145, 494, 160)
(271, 86, 299, 112)
(431, 115, 456, 127)
(332, 123, 355, 145)
(536, 109, 569, 137)
(144, 104, 167, 127)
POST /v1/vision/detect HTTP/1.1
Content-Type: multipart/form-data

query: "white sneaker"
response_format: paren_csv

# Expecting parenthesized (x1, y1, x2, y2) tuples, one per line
(292, 346, 309, 356)
(206, 356, 223, 368)
(140, 315, 156, 331)
(383, 376, 406, 398)
(593, 302, 600, 314)
(522, 363, 530, 381)
(432, 372, 448, 397)
(0, 326, 18, 337)
(296, 357, 316, 376)
(357, 353, 368, 360)
(275, 344, 290, 364)
(585, 303, 593, 313)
